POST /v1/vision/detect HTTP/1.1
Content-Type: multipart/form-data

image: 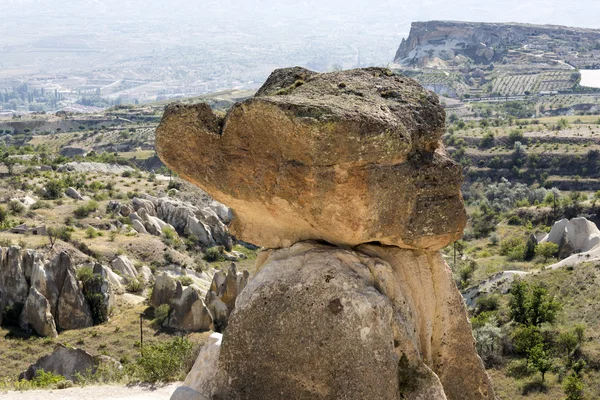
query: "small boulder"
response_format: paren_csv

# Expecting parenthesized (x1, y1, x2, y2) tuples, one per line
(168, 286, 213, 332)
(19, 344, 97, 382)
(65, 187, 84, 200)
(132, 219, 148, 234)
(110, 255, 137, 279)
(150, 273, 178, 308)
(20, 287, 58, 337)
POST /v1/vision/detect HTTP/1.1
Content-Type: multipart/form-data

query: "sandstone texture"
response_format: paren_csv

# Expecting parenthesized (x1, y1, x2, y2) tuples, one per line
(1, 247, 110, 336)
(184, 242, 492, 400)
(156, 67, 465, 250)
(163, 67, 493, 400)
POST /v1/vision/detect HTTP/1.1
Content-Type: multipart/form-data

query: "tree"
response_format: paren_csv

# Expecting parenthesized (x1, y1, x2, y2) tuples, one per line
(528, 344, 552, 383)
(0, 205, 7, 226)
(556, 331, 579, 360)
(563, 373, 584, 400)
(508, 280, 560, 326)
(509, 280, 528, 324)
(535, 242, 558, 262)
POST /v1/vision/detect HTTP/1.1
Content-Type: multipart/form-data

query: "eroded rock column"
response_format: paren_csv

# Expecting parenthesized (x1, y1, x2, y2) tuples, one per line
(158, 67, 494, 400)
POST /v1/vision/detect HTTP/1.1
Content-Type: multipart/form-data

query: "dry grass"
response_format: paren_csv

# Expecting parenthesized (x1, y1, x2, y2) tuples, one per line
(0, 298, 210, 383)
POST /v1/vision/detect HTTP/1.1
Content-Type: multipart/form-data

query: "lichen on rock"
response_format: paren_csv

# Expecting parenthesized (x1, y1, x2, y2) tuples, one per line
(156, 67, 465, 250)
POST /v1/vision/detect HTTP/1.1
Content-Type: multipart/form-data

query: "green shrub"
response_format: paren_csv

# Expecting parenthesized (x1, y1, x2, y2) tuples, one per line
(507, 215, 522, 226)
(30, 200, 50, 210)
(8, 200, 25, 215)
(204, 246, 224, 262)
(44, 179, 64, 199)
(178, 276, 193, 286)
(32, 369, 66, 387)
(0, 205, 7, 225)
(78, 267, 108, 324)
(129, 337, 194, 383)
(153, 304, 170, 327)
(85, 227, 101, 239)
(500, 237, 527, 261)
(535, 242, 558, 262)
(74, 200, 99, 218)
(563, 373, 584, 400)
(126, 276, 144, 294)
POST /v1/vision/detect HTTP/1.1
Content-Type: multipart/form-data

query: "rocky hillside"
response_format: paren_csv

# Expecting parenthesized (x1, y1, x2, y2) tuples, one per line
(395, 21, 600, 68)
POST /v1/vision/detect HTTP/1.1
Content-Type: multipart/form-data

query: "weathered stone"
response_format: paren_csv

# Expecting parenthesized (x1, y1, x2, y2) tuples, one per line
(138, 265, 154, 284)
(19, 344, 97, 381)
(132, 197, 156, 216)
(189, 242, 492, 400)
(20, 287, 58, 337)
(131, 219, 148, 234)
(156, 67, 465, 250)
(0, 247, 30, 312)
(168, 285, 213, 332)
(205, 290, 228, 332)
(57, 268, 93, 330)
(65, 187, 84, 200)
(150, 272, 178, 308)
(110, 255, 137, 279)
(170, 333, 224, 400)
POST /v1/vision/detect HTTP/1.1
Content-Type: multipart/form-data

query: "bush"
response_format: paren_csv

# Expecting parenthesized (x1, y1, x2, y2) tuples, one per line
(74, 200, 99, 218)
(153, 304, 170, 327)
(204, 246, 224, 262)
(509, 280, 560, 326)
(129, 337, 194, 383)
(0, 205, 7, 224)
(44, 179, 64, 199)
(78, 267, 108, 324)
(126, 276, 144, 293)
(85, 227, 101, 239)
(475, 294, 500, 314)
(507, 215, 522, 226)
(500, 237, 527, 261)
(535, 242, 558, 262)
(31, 369, 66, 387)
(178, 276, 193, 286)
(563, 373, 584, 400)
(8, 200, 25, 215)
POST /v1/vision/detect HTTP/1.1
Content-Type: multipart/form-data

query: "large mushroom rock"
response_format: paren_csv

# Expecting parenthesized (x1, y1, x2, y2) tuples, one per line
(177, 242, 493, 400)
(156, 67, 465, 250)
(20, 287, 58, 338)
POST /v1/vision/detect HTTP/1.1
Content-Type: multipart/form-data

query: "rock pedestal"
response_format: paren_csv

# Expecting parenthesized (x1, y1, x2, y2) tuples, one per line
(158, 67, 494, 400)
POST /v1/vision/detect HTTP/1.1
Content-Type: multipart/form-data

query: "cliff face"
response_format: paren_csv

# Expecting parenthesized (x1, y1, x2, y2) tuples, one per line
(394, 20, 600, 67)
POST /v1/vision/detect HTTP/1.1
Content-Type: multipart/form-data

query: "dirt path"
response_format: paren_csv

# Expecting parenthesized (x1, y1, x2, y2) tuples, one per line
(1, 382, 181, 400)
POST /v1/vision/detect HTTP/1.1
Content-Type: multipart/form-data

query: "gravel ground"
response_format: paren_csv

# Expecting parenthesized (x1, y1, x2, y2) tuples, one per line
(1, 382, 181, 400)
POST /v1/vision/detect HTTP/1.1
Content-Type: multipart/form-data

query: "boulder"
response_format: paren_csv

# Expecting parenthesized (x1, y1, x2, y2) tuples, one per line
(138, 265, 154, 284)
(19, 344, 97, 381)
(0, 246, 30, 310)
(132, 197, 156, 216)
(110, 255, 137, 279)
(131, 219, 148, 234)
(170, 333, 224, 400)
(65, 187, 84, 200)
(20, 287, 58, 337)
(156, 67, 465, 250)
(209, 200, 233, 224)
(57, 268, 93, 330)
(167, 285, 213, 332)
(93, 263, 125, 288)
(205, 290, 228, 332)
(185, 242, 492, 400)
(150, 273, 178, 308)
